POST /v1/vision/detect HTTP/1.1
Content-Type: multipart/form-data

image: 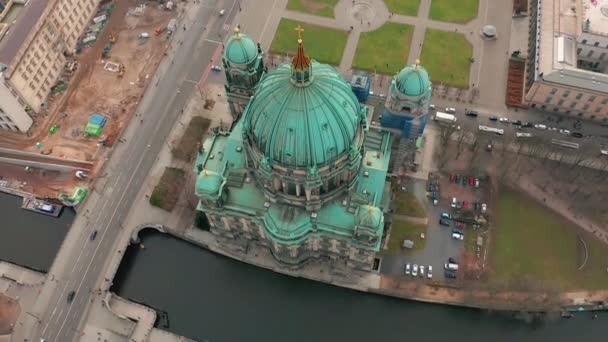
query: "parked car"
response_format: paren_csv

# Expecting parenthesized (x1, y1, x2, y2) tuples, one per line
(454, 174, 461, 184)
(481, 203, 487, 213)
(420, 265, 426, 277)
(67, 291, 76, 303)
(559, 129, 571, 135)
(448, 257, 458, 264)
(549, 127, 558, 131)
(449, 174, 455, 183)
(462, 176, 467, 186)
(462, 200, 468, 209)
(427, 266, 433, 279)
(211, 65, 222, 71)
(452, 232, 464, 240)
(455, 222, 465, 229)
(489, 116, 498, 121)
(428, 184, 436, 192)
(90, 230, 98, 241)
(444, 270, 457, 279)
(405, 263, 411, 275)
(521, 122, 533, 128)
(499, 117, 509, 123)
(534, 124, 547, 130)
(444, 263, 459, 271)
(453, 227, 464, 234)
(451, 197, 457, 208)
(475, 178, 480, 188)
(465, 110, 479, 117)
(412, 264, 419, 276)
(429, 104, 436, 110)
(439, 218, 451, 227)
(445, 107, 456, 114)
(468, 176, 475, 186)
(571, 132, 583, 138)
(511, 120, 522, 125)
(441, 212, 452, 219)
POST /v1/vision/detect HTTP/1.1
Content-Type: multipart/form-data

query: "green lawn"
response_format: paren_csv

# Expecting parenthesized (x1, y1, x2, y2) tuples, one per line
(393, 191, 426, 218)
(429, 0, 479, 23)
(383, 220, 427, 254)
(384, 0, 421, 16)
(270, 18, 348, 65)
(420, 29, 472, 88)
(352, 22, 414, 75)
(286, 0, 338, 18)
(491, 187, 608, 290)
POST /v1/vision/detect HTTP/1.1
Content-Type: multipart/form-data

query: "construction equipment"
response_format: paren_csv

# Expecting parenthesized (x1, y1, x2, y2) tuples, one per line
(118, 64, 125, 78)
(109, 34, 116, 43)
(102, 42, 112, 58)
(155, 26, 165, 36)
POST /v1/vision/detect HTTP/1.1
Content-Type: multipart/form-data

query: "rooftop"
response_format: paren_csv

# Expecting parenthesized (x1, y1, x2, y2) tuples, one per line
(0, 0, 47, 68)
(583, 0, 608, 36)
(533, 0, 608, 93)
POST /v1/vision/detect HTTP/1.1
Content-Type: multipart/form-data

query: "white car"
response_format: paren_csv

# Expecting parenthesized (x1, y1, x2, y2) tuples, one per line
(412, 264, 419, 277)
(549, 127, 558, 131)
(534, 124, 547, 130)
(451, 197, 457, 208)
(427, 266, 433, 279)
(475, 178, 480, 188)
(559, 129, 571, 135)
(481, 203, 487, 213)
(211, 65, 222, 71)
(429, 104, 436, 110)
(419, 265, 425, 277)
(452, 232, 464, 240)
(219, 9, 225, 16)
(499, 117, 509, 123)
(445, 107, 456, 114)
(405, 263, 411, 275)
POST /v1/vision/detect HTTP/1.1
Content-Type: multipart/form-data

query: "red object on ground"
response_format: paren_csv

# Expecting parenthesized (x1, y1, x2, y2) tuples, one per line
(468, 176, 474, 186)
(462, 200, 468, 208)
(450, 174, 455, 183)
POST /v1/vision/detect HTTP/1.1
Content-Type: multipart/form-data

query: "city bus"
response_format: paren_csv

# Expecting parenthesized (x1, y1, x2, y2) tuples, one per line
(478, 125, 504, 135)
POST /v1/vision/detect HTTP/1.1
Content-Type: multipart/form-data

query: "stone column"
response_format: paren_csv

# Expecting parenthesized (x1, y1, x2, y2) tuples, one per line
(282, 181, 288, 194)
(305, 187, 311, 201)
(296, 183, 301, 197)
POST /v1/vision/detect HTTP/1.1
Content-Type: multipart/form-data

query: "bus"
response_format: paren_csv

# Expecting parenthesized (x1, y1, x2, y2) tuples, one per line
(551, 139, 579, 149)
(478, 125, 504, 135)
(433, 112, 457, 123)
(515, 132, 533, 138)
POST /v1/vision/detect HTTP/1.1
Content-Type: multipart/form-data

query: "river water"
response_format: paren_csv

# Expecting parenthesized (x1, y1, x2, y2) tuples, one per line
(0, 192, 74, 272)
(111, 230, 608, 342)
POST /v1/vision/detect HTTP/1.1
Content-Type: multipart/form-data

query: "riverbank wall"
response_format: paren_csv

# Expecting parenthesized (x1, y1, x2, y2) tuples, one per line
(174, 226, 608, 314)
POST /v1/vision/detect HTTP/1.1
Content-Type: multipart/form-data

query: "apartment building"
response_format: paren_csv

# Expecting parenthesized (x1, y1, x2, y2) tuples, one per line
(524, 0, 608, 124)
(0, 0, 100, 132)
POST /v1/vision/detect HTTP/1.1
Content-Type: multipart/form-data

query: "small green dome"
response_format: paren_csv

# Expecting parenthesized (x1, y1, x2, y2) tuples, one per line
(224, 33, 258, 65)
(195, 170, 224, 197)
(245, 61, 362, 169)
(356, 205, 383, 229)
(395, 62, 431, 97)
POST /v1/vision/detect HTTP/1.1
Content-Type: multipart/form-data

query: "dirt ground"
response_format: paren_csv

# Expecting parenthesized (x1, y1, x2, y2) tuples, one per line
(0, 163, 79, 197)
(0, 294, 20, 335)
(0, 1, 174, 193)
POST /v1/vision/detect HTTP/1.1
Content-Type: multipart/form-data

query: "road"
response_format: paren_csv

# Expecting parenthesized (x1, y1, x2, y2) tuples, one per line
(11, 1, 240, 341)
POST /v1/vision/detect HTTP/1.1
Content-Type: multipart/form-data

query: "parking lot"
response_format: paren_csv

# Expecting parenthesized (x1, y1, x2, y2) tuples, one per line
(381, 172, 491, 283)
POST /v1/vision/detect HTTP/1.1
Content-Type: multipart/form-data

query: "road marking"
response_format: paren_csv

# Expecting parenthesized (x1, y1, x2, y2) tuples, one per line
(203, 38, 223, 44)
(221, 0, 238, 28)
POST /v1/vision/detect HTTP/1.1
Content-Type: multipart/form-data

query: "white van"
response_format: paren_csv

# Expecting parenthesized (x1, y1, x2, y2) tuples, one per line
(444, 263, 459, 271)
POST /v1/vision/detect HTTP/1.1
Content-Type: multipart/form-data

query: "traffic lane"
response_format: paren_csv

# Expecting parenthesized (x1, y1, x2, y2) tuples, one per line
(35, 7, 226, 342)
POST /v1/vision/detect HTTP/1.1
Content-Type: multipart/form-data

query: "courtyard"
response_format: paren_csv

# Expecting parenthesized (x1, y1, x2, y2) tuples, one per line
(352, 22, 414, 75)
(270, 18, 348, 65)
(421, 29, 473, 88)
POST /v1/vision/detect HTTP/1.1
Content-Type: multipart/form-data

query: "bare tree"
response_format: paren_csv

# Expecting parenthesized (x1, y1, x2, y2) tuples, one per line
(439, 124, 458, 147)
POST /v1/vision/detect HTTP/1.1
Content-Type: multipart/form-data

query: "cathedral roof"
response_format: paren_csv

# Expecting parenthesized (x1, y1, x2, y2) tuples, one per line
(395, 59, 431, 97)
(224, 27, 258, 65)
(244, 31, 362, 169)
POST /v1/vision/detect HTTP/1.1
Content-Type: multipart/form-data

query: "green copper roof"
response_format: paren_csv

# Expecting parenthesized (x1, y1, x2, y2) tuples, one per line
(356, 205, 383, 229)
(224, 33, 258, 65)
(395, 62, 431, 97)
(245, 61, 362, 169)
(196, 170, 224, 196)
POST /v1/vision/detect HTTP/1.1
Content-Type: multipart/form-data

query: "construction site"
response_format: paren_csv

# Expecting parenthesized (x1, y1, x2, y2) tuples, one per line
(0, 0, 176, 198)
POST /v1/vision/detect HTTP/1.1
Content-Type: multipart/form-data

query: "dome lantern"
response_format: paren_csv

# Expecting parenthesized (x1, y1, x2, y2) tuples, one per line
(291, 25, 313, 85)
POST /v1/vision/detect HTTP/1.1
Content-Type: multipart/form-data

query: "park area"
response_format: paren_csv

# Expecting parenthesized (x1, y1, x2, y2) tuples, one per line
(352, 22, 414, 75)
(393, 190, 425, 218)
(286, 0, 338, 18)
(490, 187, 608, 290)
(420, 29, 472, 88)
(270, 18, 348, 65)
(429, 0, 479, 23)
(384, 0, 421, 17)
(383, 219, 427, 254)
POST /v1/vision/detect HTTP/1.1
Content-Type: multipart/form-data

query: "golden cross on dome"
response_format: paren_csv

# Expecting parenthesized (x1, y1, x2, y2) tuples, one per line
(295, 25, 304, 41)
(233, 26, 241, 38)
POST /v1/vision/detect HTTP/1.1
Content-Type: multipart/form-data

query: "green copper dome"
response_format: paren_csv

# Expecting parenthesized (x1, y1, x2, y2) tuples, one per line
(224, 31, 258, 65)
(245, 61, 362, 169)
(395, 61, 431, 97)
(356, 205, 383, 229)
(195, 170, 224, 198)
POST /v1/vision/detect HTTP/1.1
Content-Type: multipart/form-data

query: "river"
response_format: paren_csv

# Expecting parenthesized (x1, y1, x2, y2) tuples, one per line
(0, 192, 74, 272)
(112, 230, 608, 342)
